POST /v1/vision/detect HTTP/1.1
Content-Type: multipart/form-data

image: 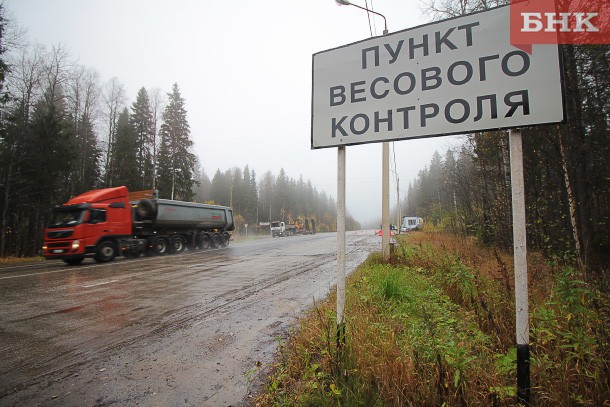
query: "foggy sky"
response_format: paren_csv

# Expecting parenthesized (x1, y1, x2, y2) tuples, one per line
(4, 0, 464, 224)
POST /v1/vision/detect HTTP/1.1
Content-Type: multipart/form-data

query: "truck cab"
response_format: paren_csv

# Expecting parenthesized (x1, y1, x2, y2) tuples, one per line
(270, 221, 285, 237)
(43, 187, 133, 264)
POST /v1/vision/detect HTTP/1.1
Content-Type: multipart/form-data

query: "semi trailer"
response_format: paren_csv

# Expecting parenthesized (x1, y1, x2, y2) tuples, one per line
(43, 186, 234, 265)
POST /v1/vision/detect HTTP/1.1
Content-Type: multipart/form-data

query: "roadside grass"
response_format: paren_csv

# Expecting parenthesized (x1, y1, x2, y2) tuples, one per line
(254, 231, 609, 406)
(0, 256, 43, 264)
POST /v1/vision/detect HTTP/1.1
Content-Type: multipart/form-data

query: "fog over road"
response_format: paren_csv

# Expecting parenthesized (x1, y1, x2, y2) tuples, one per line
(0, 231, 378, 406)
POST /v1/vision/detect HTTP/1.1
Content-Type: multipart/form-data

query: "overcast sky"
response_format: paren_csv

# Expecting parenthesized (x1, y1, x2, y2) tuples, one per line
(4, 0, 464, 225)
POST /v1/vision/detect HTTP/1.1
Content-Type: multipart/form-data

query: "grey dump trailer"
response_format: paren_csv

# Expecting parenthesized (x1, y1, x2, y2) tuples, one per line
(123, 197, 235, 257)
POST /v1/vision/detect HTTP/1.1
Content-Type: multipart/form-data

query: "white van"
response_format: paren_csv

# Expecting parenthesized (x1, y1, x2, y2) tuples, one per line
(401, 216, 423, 232)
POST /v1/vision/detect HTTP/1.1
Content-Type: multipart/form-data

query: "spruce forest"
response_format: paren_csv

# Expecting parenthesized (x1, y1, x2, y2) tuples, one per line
(0, 6, 358, 258)
(399, 0, 609, 273)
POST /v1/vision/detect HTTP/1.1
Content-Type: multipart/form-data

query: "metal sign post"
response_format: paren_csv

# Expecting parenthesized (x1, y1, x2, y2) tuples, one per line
(382, 142, 390, 258)
(337, 146, 346, 345)
(509, 128, 530, 404)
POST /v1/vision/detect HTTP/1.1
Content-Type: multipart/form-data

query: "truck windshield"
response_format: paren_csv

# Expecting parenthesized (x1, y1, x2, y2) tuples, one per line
(270, 222, 281, 228)
(48, 209, 86, 228)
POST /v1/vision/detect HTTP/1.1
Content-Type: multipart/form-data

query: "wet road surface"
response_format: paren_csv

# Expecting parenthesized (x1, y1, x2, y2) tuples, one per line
(0, 231, 378, 406)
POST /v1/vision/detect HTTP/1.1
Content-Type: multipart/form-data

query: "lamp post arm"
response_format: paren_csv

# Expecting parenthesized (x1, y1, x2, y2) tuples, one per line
(345, 2, 388, 34)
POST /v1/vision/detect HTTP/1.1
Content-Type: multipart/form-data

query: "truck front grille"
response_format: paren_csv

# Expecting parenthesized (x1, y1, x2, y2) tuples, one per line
(47, 230, 73, 239)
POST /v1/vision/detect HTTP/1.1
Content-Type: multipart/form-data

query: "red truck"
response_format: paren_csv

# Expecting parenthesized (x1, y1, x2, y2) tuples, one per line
(43, 186, 234, 265)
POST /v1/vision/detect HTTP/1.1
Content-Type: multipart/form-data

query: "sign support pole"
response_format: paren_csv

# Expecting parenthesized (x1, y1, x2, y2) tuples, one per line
(382, 142, 390, 258)
(337, 146, 346, 346)
(381, 23, 390, 260)
(509, 128, 530, 405)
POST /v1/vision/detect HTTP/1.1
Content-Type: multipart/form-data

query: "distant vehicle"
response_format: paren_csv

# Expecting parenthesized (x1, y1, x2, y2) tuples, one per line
(401, 216, 423, 233)
(270, 221, 296, 237)
(270, 218, 316, 237)
(302, 218, 316, 235)
(43, 186, 234, 265)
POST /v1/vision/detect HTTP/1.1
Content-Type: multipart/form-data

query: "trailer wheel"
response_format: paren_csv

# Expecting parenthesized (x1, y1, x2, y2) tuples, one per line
(221, 233, 230, 247)
(198, 234, 210, 250)
(95, 241, 116, 263)
(170, 236, 186, 254)
(210, 233, 221, 248)
(64, 257, 84, 266)
(152, 237, 168, 256)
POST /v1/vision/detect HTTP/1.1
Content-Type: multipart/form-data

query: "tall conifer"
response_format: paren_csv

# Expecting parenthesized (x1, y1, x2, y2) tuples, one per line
(156, 83, 195, 200)
(130, 87, 154, 190)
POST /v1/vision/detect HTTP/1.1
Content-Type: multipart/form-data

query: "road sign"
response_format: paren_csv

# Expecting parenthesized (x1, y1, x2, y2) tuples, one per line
(311, 5, 564, 149)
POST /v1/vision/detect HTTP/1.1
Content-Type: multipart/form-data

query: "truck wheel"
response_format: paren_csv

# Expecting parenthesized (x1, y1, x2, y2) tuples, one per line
(153, 237, 168, 256)
(64, 257, 84, 266)
(198, 234, 210, 250)
(144, 238, 155, 256)
(210, 233, 221, 248)
(95, 241, 116, 263)
(221, 233, 230, 247)
(170, 236, 186, 254)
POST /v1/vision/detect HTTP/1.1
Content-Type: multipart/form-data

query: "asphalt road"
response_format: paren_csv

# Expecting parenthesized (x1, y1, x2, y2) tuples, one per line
(0, 231, 379, 406)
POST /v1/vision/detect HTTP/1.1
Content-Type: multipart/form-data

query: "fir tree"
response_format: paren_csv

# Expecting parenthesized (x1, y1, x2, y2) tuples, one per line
(129, 87, 154, 190)
(112, 108, 139, 189)
(156, 83, 195, 200)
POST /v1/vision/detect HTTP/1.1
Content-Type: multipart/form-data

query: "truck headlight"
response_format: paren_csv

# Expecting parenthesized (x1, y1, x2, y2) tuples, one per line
(71, 240, 80, 251)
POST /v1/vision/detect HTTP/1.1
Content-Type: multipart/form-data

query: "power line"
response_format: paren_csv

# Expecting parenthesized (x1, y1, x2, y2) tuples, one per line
(364, 0, 373, 36)
(391, 142, 401, 227)
(370, 0, 378, 35)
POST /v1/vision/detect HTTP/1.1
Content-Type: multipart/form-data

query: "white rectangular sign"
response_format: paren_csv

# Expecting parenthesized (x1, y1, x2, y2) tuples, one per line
(311, 6, 564, 149)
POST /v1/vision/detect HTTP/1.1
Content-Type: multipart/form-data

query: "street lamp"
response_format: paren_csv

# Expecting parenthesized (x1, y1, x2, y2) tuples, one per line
(334, 0, 388, 35)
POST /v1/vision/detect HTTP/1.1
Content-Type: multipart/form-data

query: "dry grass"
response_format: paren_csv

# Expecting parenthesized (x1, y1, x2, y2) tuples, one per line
(254, 231, 609, 406)
(0, 256, 43, 264)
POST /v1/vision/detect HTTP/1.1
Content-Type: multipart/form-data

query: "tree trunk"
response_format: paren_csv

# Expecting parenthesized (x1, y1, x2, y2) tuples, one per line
(557, 125, 583, 266)
(0, 142, 16, 257)
(562, 45, 592, 268)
